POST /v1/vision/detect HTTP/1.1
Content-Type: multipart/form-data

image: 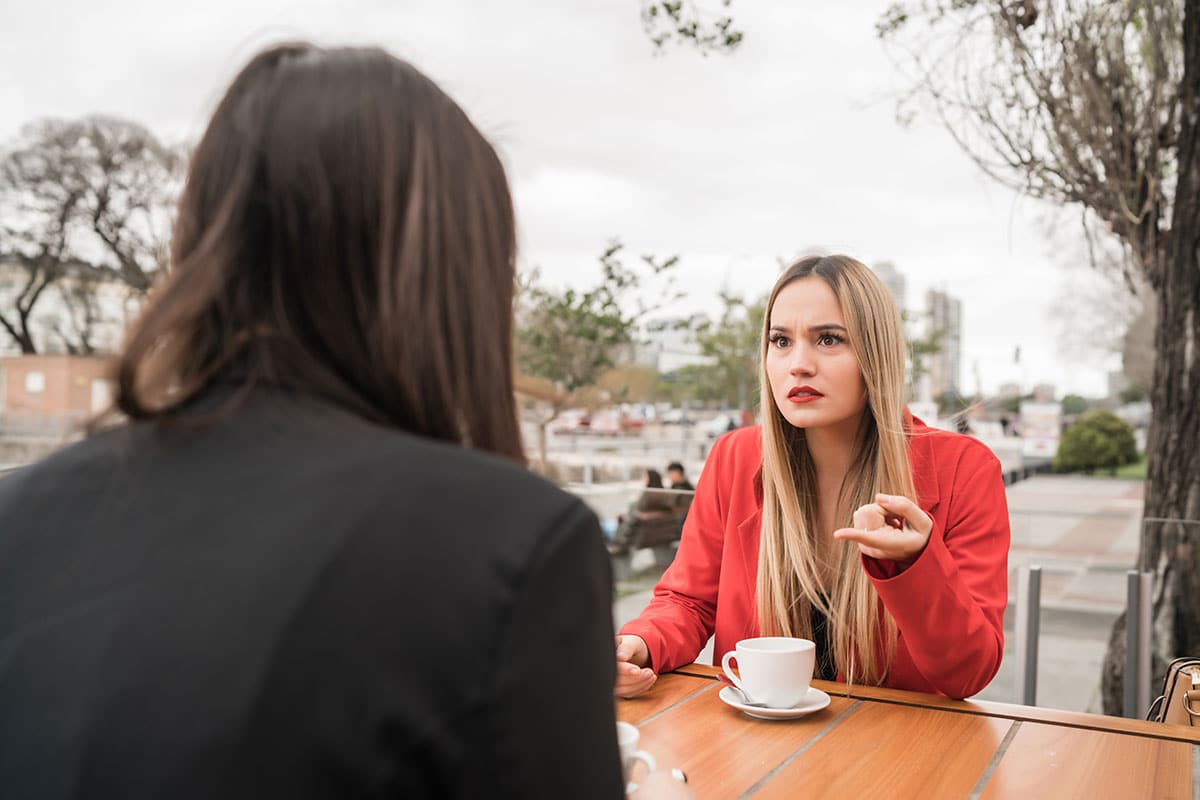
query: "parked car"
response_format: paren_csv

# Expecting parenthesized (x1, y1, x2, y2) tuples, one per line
(587, 414, 621, 436)
(703, 413, 739, 438)
(619, 416, 645, 433)
(549, 410, 590, 435)
(660, 408, 694, 426)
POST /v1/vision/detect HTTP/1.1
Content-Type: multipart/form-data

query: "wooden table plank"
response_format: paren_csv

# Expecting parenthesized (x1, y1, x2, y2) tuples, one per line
(979, 721, 1194, 800)
(748, 699, 1011, 799)
(618, 672, 712, 726)
(633, 682, 858, 799)
(674, 665, 1200, 744)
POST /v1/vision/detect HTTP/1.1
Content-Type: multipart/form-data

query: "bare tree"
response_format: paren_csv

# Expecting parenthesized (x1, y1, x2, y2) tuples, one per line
(0, 115, 182, 354)
(45, 263, 129, 356)
(1049, 231, 1149, 370)
(0, 124, 89, 352)
(880, 0, 1200, 714)
(59, 115, 183, 293)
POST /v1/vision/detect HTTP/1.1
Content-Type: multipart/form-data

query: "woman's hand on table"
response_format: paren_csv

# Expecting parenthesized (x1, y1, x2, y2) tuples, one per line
(833, 493, 933, 563)
(614, 635, 657, 698)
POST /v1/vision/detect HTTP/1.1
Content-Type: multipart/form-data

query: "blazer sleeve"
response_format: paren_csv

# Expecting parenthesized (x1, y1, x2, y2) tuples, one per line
(862, 452, 1010, 699)
(618, 436, 732, 673)
(487, 503, 625, 799)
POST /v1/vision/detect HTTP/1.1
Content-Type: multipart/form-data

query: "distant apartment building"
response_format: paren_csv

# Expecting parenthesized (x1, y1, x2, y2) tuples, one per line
(997, 382, 1023, 399)
(1107, 369, 1130, 399)
(872, 261, 907, 314)
(926, 289, 962, 398)
(1031, 383, 1057, 403)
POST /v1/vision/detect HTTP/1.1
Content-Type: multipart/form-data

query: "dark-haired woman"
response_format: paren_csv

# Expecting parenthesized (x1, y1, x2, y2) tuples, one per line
(0, 43, 624, 799)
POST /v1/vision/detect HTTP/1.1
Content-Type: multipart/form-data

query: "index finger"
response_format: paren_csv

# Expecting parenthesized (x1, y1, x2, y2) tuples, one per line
(833, 526, 888, 549)
(875, 494, 932, 534)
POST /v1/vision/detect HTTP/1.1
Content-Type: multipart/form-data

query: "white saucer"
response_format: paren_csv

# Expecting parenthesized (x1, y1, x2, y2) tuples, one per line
(718, 686, 831, 720)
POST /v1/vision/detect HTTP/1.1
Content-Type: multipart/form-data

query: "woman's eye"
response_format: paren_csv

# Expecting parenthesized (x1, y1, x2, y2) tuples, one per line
(818, 333, 842, 347)
(770, 335, 790, 348)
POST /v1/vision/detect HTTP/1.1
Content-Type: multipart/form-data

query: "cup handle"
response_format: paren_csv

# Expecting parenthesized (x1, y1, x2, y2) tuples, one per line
(721, 651, 748, 694)
(625, 751, 657, 795)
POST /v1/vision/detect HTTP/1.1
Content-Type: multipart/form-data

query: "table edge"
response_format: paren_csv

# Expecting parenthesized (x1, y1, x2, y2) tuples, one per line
(669, 665, 1200, 744)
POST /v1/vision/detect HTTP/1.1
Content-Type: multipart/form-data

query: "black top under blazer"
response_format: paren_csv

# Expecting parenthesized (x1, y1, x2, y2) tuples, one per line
(0, 390, 624, 799)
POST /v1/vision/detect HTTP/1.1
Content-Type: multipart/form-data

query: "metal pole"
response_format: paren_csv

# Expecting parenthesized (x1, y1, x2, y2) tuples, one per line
(1124, 570, 1142, 718)
(1132, 573, 1152, 714)
(1123, 568, 1152, 719)
(1014, 564, 1041, 706)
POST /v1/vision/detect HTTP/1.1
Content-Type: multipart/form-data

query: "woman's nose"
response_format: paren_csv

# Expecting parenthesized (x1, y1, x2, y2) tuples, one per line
(788, 343, 816, 376)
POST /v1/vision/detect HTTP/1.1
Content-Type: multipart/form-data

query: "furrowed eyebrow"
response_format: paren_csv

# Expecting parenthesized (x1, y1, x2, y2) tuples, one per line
(768, 323, 848, 333)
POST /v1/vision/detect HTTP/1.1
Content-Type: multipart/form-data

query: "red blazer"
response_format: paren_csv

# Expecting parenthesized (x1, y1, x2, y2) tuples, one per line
(619, 418, 1010, 699)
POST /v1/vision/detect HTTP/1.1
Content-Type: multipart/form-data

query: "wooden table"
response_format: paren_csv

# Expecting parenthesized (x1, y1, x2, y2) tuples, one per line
(617, 665, 1200, 799)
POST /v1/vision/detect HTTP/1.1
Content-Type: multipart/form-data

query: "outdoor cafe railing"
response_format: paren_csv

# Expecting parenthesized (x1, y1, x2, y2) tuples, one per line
(1012, 515, 1200, 719)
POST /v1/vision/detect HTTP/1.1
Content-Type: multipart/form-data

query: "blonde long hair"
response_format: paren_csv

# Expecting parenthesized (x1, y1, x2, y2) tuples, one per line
(755, 254, 916, 685)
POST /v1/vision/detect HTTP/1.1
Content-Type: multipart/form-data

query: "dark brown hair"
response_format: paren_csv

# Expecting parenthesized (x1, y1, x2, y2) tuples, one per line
(111, 43, 523, 460)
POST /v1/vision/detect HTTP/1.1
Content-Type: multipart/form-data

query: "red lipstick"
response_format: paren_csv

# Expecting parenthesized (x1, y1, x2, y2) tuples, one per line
(787, 385, 823, 403)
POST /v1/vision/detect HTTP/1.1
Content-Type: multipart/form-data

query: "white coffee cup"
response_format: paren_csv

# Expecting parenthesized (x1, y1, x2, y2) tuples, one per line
(615, 721, 656, 791)
(721, 636, 815, 708)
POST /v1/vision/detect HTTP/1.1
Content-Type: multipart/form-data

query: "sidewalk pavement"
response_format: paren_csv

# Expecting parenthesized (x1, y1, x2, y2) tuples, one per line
(598, 474, 1143, 715)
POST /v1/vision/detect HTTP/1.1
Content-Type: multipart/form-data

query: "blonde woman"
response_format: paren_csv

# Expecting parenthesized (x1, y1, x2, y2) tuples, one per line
(615, 255, 1009, 699)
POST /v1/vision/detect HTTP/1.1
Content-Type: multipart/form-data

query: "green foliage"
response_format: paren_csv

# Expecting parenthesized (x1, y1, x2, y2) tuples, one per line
(660, 362, 729, 406)
(903, 309, 944, 401)
(681, 290, 765, 409)
(1061, 394, 1090, 416)
(1114, 457, 1148, 480)
(935, 389, 966, 416)
(876, 0, 988, 38)
(1053, 411, 1139, 475)
(515, 240, 680, 404)
(641, 0, 744, 54)
(1119, 385, 1147, 403)
(597, 364, 661, 403)
(875, 2, 910, 37)
(1000, 394, 1024, 414)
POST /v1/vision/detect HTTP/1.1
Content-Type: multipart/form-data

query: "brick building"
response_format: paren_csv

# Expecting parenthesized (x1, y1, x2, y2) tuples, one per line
(0, 355, 114, 432)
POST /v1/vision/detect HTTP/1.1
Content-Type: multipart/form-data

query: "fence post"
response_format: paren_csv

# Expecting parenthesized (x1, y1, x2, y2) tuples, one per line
(1123, 570, 1153, 718)
(1014, 564, 1042, 706)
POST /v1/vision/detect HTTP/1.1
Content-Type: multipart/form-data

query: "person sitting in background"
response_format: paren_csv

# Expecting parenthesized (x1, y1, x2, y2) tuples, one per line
(665, 461, 694, 492)
(0, 42, 625, 799)
(634, 469, 677, 516)
(665, 461, 695, 517)
(610, 469, 676, 555)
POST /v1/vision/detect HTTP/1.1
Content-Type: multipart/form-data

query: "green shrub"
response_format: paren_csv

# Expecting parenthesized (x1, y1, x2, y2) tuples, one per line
(1053, 411, 1139, 474)
(1061, 394, 1090, 416)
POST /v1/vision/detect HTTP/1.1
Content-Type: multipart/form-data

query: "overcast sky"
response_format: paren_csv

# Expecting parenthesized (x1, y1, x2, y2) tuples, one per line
(0, 0, 1121, 396)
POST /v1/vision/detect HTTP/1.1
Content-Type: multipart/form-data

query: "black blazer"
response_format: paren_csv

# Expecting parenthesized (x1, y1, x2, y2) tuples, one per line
(0, 390, 624, 799)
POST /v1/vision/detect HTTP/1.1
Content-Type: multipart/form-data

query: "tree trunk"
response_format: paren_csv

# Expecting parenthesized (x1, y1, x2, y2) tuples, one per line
(0, 313, 38, 354)
(1101, 0, 1200, 716)
(14, 329, 36, 354)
